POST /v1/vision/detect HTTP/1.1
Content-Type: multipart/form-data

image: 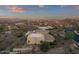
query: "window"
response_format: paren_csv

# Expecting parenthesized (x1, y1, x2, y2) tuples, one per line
(28, 40, 30, 43)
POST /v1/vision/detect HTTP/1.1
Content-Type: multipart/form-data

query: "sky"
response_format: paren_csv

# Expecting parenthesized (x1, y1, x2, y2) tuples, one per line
(0, 5, 79, 19)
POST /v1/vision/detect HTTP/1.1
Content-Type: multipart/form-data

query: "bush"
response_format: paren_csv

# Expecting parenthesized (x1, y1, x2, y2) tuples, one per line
(65, 32, 74, 40)
(40, 42, 50, 52)
(0, 24, 5, 32)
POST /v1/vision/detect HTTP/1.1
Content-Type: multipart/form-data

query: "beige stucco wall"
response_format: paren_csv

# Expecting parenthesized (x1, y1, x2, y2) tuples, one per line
(27, 33, 45, 44)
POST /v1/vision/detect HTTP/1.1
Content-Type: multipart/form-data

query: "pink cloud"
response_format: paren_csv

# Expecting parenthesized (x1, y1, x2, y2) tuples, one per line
(7, 6, 26, 13)
(71, 5, 79, 9)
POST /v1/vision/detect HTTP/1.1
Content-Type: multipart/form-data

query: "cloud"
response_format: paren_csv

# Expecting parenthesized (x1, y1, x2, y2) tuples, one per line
(60, 5, 65, 8)
(71, 5, 79, 9)
(38, 5, 45, 8)
(7, 6, 26, 13)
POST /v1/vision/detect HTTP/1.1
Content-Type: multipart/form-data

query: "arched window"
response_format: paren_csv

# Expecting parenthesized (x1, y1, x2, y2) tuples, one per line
(28, 40, 30, 43)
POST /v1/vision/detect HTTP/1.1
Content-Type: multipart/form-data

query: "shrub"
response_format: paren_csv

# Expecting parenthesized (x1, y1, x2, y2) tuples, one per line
(40, 42, 50, 52)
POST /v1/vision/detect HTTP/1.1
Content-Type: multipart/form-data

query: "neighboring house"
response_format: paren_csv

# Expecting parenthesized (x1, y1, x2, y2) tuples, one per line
(37, 26, 53, 30)
(73, 30, 79, 46)
(12, 46, 33, 54)
(15, 23, 25, 26)
(58, 30, 65, 38)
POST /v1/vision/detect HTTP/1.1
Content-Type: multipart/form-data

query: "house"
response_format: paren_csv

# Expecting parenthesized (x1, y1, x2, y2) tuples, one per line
(11, 46, 33, 54)
(25, 30, 55, 45)
(73, 30, 79, 46)
(37, 26, 53, 30)
(27, 33, 45, 44)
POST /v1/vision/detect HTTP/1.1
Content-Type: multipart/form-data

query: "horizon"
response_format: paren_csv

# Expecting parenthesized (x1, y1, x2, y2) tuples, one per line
(0, 5, 79, 19)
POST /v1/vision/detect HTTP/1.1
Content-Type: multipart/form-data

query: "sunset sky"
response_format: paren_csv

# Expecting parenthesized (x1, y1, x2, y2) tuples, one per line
(0, 5, 79, 19)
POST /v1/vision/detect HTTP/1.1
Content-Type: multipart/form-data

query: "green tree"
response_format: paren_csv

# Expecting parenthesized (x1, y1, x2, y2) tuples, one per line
(65, 31, 74, 40)
(40, 42, 50, 52)
(0, 24, 5, 33)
